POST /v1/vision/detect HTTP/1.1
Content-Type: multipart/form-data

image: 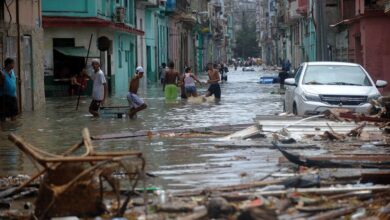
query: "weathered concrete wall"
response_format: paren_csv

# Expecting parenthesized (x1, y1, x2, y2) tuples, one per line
(29, 27, 45, 110)
(44, 27, 139, 97)
(325, 1, 339, 61)
(334, 29, 348, 62)
(0, 0, 45, 111)
(167, 19, 181, 71)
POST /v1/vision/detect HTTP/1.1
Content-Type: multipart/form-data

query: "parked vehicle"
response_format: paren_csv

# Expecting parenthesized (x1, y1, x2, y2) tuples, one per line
(242, 67, 255, 72)
(284, 62, 387, 115)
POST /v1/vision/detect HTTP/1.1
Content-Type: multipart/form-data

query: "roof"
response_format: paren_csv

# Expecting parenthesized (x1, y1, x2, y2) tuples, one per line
(54, 47, 100, 58)
(305, 61, 360, 67)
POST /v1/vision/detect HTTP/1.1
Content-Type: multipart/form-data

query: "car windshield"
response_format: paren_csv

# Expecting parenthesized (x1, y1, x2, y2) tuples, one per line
(302, 65, 372, 86)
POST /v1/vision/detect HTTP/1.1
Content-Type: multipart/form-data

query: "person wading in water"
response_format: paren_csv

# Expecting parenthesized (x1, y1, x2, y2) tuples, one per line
(183, 67, 202, 98)
(163, 61, 180, 101)
(205, 63, 221, 100)
(127, 66, 147, 119)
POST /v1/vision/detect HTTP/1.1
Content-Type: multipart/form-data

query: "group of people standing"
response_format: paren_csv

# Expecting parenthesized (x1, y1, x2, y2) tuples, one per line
(0, 57, 226, 122)
(83, 59, 225, 119)
(161, 61, 202, 100)
(160, 61, 222, 101)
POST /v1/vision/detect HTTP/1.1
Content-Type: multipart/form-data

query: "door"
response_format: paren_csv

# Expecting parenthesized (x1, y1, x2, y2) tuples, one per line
(146, 46, 152, 82)
(129, 43, 134, 78)
(285, 65, 303, 113)
(22, 36, 33, 111)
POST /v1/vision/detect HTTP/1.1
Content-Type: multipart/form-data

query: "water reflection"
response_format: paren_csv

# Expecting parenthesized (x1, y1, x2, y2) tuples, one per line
(0, 68, 283, 189)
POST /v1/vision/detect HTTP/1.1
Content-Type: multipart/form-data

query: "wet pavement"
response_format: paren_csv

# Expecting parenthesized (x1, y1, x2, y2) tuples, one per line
(0, 67, 283, 191)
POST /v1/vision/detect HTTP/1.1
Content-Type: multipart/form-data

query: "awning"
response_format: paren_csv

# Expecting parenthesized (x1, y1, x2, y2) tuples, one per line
(54, 47, 100, 58)
(43, 17, 145, 36)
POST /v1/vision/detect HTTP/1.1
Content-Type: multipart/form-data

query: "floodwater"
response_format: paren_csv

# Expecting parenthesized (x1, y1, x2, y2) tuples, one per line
(0, 67, 283, 191)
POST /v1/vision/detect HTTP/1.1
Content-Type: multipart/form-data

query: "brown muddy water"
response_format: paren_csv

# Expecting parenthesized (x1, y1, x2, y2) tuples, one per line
(0, 68, 284, 191)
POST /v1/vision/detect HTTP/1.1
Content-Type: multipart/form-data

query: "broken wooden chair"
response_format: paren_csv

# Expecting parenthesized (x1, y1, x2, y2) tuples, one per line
(7, 128, 146, 219)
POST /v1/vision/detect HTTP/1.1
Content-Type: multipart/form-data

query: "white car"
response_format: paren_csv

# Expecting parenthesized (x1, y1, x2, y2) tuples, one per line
(242, 67, 255, 72)
(284, 62, 387, 115)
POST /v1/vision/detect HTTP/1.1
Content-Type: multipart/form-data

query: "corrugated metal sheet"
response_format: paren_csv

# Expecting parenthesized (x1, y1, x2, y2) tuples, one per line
(258, 118, 381, 135)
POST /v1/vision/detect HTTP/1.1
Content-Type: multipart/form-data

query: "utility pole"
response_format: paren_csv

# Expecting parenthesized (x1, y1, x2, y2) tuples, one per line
(316, 0, 328, 61)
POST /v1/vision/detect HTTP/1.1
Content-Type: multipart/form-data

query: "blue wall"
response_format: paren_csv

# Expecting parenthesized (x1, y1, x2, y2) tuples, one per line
(114, 33, 136, 96)
(145, 9, 157, 83)
(43, 0, 135, 26)
(157, 13, 168, 70)
(42, 0, 96, 17)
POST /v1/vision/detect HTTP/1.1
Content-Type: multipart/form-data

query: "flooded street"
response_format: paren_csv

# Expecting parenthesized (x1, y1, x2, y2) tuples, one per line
(0, 68, 283, 191)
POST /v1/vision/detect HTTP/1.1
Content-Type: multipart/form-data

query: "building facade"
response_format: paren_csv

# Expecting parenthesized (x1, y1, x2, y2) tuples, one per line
(166, 0, 196, 73)
(0, 0, 45, 111)
(42, 0, 144, 97)
(334, 0, 390, 90)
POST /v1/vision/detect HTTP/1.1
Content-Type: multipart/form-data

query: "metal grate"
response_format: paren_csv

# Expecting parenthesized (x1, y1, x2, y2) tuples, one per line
(320, 95, 367, 106)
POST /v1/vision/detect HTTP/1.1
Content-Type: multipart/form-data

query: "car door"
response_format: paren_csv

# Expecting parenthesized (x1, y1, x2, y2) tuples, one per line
(285, 65, 303, 112)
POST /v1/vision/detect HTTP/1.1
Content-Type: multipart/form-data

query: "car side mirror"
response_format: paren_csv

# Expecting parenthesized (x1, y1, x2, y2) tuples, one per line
(376, 80, 387, 88)
(284, 78, 297, 86)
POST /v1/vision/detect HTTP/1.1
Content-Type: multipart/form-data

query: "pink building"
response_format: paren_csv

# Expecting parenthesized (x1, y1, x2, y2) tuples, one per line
(337, 0, 390, 92)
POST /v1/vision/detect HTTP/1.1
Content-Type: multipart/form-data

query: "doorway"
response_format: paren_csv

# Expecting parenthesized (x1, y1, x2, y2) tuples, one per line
(146, 46, 152, 82)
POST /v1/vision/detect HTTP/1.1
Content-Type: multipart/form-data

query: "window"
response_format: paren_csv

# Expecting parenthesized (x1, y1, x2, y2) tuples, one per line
(302, 65, 371, 86)
(294, 66, 303, 84)
(97, 0, 103, 15)
(294, 25, 299, 45)
(106, 0, 110, 16)
(53, 38, 75, 47)
(125, 50, 129, 62)
(118, 50, 122, 68)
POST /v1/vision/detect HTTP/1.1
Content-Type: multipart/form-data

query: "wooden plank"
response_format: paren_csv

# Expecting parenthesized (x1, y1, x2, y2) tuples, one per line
(215, 143, 320, 149)
(92, 123, 254, 140)
(217, 125, 261, 140)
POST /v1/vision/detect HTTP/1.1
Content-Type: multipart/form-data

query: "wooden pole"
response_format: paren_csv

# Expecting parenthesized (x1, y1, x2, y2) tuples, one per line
(76, 34, 93, 110)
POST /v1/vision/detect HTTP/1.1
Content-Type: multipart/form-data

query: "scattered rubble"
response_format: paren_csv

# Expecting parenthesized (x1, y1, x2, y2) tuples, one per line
(1, 106, 390, 219)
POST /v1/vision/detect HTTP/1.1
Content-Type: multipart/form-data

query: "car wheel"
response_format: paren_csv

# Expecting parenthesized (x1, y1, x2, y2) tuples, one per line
(293, 103, 298, 115)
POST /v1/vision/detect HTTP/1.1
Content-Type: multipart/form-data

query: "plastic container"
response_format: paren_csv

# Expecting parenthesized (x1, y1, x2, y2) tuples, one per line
(259, 77, 275, 84)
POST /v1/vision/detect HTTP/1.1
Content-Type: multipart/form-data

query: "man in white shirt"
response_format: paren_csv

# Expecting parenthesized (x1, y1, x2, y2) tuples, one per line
(88, 59, 107, 117)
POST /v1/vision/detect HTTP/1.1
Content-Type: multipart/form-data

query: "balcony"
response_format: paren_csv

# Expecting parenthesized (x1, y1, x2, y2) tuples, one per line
(166, 0, 189, 13)
(286, 0, 303, 23)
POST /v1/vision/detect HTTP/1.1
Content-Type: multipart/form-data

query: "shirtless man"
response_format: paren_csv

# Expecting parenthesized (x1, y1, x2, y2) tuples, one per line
(127, 66, 147, 118)
(205, 63, 221, 100)
(163, 61, 180, 100)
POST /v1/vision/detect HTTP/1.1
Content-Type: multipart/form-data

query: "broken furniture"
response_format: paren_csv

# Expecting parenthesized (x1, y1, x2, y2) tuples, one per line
(7, 128, 146, 219)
